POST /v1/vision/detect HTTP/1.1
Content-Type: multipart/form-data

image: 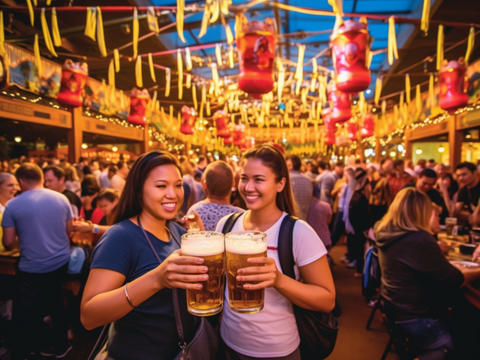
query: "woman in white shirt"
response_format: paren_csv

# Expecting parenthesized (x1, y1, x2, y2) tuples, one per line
(215, 145, 336, 360)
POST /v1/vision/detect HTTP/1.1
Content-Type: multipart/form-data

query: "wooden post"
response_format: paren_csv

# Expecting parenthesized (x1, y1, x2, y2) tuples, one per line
(404, 129, 412, 160)
(449, 114, 462, 167)
(68, 107, 83, 164)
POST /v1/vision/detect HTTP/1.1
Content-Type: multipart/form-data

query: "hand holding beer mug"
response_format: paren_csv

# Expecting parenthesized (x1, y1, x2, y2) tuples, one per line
(226, 231, 274, 314)
(181, 231, 225, 316)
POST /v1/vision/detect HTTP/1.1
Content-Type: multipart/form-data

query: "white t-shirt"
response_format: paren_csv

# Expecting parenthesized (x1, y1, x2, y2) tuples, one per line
(216, 211, 328, 357)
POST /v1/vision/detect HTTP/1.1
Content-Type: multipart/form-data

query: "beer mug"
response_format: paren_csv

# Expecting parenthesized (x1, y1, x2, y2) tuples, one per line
(181, 231, 225, 316)
(225, 231, 267, 314)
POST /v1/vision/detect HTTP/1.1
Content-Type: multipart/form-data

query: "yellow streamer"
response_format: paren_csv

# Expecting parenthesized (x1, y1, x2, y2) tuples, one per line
(210, 0, 220, 23)
(374, 77, 382, 106)
(26, 0, 34, 27)
(135, 55, 143, 88)
(165, 68, 171, 97)
(202, 84, 207, 103)
(228, 45, 234, 68)
(41, 8, 57, 57)
(295, 44, 305, 96)
(465, 27, 475, 66)
(327, 0, 343, 15)
(367, 51, 373, 70)
(34, 34, 42, 76)
(114, 49, 120, 72)
(120, 90, 125, 109)
(186, 74, 191, 89)
(108, 59, 115, 90)
(216, 43, 223, 66)
(399, 92, 404, 109)
(381, 100, 386, 117)
(97, 7, 107, 57)
(199, 5, 210, 38)
(436, 25, 444, 71)
(85, 8, 96, 41)
(428, 74, 435, 109)
(192, 84, 198, 110)
(178, 74, 183, 100)
(51, 8, 62, 47)
(420, 0, 430, 35)
(185, 47, 192, 70)
(207, 101, 211, 116)
(0, 12, 5, 57)
(47, 0, 51, 5)
(416, 84, 422, 113)
(148, 53, 156, 82)
(147, 7, 159, 33)
(388, 16, 398, 65)
(177, 0, 186, 43)
(405, 74, 411, 104)
(133, 8, 139, 59)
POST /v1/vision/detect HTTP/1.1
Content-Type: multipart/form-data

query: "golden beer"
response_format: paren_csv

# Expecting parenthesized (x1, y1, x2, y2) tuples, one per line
(181, 231, 225, 316)
(225, 231, 267, 314)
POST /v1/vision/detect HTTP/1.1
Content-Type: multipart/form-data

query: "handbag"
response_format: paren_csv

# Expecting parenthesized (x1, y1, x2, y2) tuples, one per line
(277, 215, 339, 360)
(138, 216, 219, 360)
(221, 213, 339, 360)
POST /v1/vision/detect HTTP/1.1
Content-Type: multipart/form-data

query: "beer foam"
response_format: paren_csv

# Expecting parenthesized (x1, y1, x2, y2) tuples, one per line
(225, 240, 267, 255)
(181, 241, 224, 256)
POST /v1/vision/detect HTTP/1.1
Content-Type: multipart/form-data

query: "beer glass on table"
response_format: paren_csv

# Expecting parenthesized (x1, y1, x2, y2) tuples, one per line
(225, 231, 267, 314)
(181, 231, 225, 316)
(445, 217, 457, 239)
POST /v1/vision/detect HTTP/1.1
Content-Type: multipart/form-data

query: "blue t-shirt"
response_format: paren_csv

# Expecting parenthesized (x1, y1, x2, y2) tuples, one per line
(2, 188, 72, 273)
(91, 219, 194, 360)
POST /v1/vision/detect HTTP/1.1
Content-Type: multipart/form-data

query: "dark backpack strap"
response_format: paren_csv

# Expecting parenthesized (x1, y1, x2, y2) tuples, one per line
(277, 215, 298, 279)
(221, 212, 243, 234)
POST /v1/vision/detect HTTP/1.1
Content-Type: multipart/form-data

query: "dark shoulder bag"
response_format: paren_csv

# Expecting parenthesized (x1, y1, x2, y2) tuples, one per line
(277, 216, 339, 360)
(221, 212, 243, 234)
(138, 217, 219, 360)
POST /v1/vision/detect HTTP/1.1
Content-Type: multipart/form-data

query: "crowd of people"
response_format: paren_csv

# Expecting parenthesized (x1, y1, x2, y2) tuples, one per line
(2, 148, 480, 359)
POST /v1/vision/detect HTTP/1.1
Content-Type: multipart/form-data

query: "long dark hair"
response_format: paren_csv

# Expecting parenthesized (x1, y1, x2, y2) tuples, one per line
(114, 151, 183, 224)
(242, 145, 297, 217)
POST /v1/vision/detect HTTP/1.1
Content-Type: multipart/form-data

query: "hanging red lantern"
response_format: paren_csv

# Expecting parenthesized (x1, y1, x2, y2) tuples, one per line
(439, 58, 469, 112)
(324, 129, 336, 146)
(180, 106, 197, 135)
(347, 122, 358, 141)
(360, 113, 375, 138)
(330, 19, 371, 93)
(214, 110, 230, 138)
(128, 88, 150, 126)
(233, 124, 246, 149)
(237, 16, 276, 96)
(328, 80, 352, 124)
(56, 60, 88, 108)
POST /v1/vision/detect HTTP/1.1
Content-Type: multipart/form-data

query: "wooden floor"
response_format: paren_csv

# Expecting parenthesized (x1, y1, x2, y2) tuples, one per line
(328, 244, 400, 360)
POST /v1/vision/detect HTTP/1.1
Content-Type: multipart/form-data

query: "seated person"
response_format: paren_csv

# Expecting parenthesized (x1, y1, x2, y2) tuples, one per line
(403, 168, 449, 224)
(375, 188, 480, 360)
(187, 161, 243, 231)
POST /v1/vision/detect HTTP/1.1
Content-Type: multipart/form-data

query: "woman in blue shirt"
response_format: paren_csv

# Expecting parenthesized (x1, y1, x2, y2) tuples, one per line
(81, 151, 209, 360)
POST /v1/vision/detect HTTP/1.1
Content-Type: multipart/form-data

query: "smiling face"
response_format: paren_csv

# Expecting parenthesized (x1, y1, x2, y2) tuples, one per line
(142, 164, 184, 221)
(239, 158, 285, 213)
(0, 174, 18, 202)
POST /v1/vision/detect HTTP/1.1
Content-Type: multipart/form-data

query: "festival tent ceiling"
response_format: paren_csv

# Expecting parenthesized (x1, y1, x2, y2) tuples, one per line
(5, 0, 479, 107)
(1, 0, 480, 150)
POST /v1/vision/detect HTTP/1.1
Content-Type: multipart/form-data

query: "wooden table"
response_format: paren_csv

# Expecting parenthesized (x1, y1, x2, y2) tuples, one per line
(0, 249, 19, 276)
(437, 233, 480, 310)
